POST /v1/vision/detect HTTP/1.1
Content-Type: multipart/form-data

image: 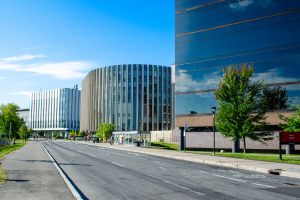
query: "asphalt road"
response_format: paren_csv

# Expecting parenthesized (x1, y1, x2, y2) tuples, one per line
(43, 141, 300, 200)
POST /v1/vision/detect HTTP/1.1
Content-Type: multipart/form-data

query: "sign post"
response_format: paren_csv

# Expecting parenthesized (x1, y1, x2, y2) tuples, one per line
(184, 124, 189, 152)
(279, 131, 300, 160)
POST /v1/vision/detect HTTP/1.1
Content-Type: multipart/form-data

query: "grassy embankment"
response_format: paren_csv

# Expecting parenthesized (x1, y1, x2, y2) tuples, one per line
(151, 142, 300, 164)
(0, 142, 27, 188)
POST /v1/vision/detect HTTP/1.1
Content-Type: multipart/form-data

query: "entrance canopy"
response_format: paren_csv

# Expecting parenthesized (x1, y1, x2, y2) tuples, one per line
(113, 131, 151, 147)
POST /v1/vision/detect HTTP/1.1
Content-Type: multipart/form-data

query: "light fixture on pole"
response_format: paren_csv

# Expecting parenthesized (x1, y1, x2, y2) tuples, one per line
(138, 119, 142, 147)
(211, 107, 216, 155)
(9, 123, 12, 140)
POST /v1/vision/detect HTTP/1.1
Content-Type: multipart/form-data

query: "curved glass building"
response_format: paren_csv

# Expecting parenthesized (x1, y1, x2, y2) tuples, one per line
(81, 64, 173, 132)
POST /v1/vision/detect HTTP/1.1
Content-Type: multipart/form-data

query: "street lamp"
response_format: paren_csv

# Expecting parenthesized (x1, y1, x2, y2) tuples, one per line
(211, 107, 216, 155)
(137, 119, 142, 147)
(9, 123, 12, 140)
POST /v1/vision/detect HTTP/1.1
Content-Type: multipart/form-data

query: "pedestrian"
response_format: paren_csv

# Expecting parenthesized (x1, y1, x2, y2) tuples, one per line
(93, 136, 95, 144)
(85, 136, 87, 143)
(110, 135, 114, 145)
(121, 136, 123, 144)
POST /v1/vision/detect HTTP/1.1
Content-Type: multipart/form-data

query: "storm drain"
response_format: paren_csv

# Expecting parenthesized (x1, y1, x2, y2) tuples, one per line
(268, 169, 286, 175)
(283, 183, 299, 186)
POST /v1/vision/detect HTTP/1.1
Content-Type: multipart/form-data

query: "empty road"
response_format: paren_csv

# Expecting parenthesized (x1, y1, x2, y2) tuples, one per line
(43, 141, 300, 200)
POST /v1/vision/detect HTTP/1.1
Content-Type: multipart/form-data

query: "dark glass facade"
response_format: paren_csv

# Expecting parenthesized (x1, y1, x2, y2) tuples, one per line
(175, 0, 300, 116)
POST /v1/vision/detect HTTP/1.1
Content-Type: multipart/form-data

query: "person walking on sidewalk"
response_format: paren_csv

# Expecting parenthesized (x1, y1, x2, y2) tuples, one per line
(110, 135, 114, 145)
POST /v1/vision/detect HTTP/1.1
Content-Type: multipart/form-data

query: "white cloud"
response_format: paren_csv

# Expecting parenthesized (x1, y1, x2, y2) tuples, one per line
(229, 0, 273, 11)
(10, 91, 32, 99)
(0, 61, 93, 79)
(2, 54, 46, 62)
(0, 77, 5, 80)
(230, 0, 254, 11)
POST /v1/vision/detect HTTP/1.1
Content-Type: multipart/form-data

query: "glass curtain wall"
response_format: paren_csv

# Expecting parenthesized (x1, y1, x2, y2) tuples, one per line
(81, 64, 172, 132)
(175, 0, 300, 115)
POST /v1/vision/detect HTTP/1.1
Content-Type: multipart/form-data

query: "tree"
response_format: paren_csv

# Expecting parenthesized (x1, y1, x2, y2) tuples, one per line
(214, 63, 274, 153)
(79, 130, 85, 137)
(69, 130, 74, 138)
(37, 130, 44, 137)
(278, 104, 300, 132)
(262, 86, 290, 110)
(28, 128, 34, 138)
(52, 131, 59, 138)
(96, 123, 116, 139)
(0, 103, 23, 139)
(19, 124, 28, 142)
(74, 130, 78, 137)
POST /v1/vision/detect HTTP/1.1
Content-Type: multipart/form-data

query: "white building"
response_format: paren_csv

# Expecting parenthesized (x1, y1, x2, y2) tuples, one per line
(29, 84, 81, 137)
(17, 108, 30, 128)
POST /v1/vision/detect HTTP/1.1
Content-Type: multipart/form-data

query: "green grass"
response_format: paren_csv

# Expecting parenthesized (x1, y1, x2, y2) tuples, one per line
(150, 142, 300, 164)
(150, 142, 179, 150)
(0, 167, 6, 188)
(0, 142, 27, 188)
(206, 153, 300, 164)
(0, 143, 27, 160)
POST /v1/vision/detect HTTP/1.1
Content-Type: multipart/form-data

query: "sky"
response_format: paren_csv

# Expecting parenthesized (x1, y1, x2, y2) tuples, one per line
(0, 0, 175, 108)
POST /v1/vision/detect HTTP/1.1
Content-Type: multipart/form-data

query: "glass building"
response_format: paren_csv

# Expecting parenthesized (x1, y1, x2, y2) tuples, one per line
(29, 84, 81, 137)
(175, 0, 300, 126)
(80, 64, 173, 132)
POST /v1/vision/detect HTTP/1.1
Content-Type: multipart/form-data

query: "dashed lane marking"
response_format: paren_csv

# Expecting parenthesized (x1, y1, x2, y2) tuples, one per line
(198, 171, 275, 188)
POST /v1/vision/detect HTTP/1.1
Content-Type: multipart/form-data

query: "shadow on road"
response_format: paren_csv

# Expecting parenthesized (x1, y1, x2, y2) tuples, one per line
(21, 160, 92, 166)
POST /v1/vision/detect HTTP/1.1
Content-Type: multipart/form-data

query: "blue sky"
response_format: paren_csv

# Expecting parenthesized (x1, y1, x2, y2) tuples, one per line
(0, 0, 174, 108)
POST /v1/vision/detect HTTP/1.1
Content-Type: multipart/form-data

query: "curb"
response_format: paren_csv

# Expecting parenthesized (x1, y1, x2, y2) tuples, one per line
(42, 144, 83, 200)
(72, 141, 300, 178)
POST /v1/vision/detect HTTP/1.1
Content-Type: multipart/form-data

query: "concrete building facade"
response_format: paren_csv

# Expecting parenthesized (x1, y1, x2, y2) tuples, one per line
(29, 84, 81, 137)
(17, 108, 30, 128)
(81, 64, 173, 133)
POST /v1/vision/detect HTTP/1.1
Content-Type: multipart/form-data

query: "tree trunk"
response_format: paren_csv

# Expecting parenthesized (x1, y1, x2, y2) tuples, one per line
(243, 136, 246, 153)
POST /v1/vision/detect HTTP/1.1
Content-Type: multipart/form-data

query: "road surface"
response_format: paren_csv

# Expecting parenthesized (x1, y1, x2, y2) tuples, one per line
(43, 141, 300, 200)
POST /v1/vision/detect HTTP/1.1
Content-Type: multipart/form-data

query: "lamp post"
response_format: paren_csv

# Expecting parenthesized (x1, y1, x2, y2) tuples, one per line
(110, 123, 112, 144)
(9, 123, 12, 140)
(211, 107, 216, 155)
(137, 119, 142, 147)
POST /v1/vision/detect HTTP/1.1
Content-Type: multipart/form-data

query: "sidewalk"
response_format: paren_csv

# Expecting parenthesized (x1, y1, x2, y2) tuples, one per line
(78, 141, 300, 178)
(0, 141, 75, 200)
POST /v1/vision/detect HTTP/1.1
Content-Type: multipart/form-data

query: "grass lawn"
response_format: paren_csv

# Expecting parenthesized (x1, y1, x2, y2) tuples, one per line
(150, 142, 300, 164)
(151, 142, 179, 150)
(0, 142, 27, 188)
(186, 151, 300, 164)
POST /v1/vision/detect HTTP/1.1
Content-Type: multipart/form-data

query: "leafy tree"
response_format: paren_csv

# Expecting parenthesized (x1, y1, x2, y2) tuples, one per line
(80, 130, 85, 137)
(69, 130, 74, 138)
(37, 130, 44, 137)
(19, 124, 28, 142)
(96, 123, 116, 139)
(262, 86, 290, 110)
(214, 63, 274, 153)
(74, 130, 78, 137)
(278, 104, 300, 132)
(52, 131, 59, 138)
(0, 103, 23, 139)
(28, 128, 34, 138)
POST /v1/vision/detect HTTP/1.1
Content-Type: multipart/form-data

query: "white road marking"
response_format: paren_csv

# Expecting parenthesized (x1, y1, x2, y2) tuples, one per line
(111, 162, 125, 167)
(198, 171, 275, 188)
(77, 150, 82, 152)
(42, 144, 83, 200)
(159, 167, 167, 171)
(147, 174, 205, 196)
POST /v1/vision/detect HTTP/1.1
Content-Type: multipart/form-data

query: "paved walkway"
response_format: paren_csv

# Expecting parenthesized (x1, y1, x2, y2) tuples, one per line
(77, 141, 300, 178)
(0, 141, 75, 200)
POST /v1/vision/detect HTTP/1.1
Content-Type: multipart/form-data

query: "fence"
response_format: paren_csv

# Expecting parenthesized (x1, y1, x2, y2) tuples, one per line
(0, 139, 8, 146)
